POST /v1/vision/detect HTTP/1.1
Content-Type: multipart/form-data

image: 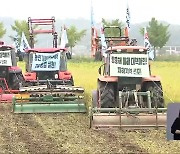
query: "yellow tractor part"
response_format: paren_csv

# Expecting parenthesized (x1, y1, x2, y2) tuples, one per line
(14, 93, 30, 102)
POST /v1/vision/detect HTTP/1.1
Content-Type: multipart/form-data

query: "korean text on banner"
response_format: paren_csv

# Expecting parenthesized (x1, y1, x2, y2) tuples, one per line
(110, 54, 149, 77)
(31, 52, 60, 71)
(0, 50, 12, 66)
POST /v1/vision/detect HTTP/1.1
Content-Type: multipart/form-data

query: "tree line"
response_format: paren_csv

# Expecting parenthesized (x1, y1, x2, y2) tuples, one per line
(0, 17, 170, 56)
(102, 17, 170, 54)
(0, 20, 86, 52)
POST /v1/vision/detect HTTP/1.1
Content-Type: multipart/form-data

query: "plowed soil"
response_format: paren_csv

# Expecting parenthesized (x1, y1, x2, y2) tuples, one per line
(0, 104, 180, 154)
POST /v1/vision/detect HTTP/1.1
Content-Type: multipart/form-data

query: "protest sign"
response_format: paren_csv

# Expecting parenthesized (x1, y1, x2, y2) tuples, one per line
(110, 54, 149, 77)
(31, 52, 60, 71)
(0, 50, 12, 66)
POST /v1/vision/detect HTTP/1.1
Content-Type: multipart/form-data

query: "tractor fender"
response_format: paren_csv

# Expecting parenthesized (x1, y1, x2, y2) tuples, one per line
(142, 75, 161, 82)
(98, 76, 118, 82)
(59, 71, 72, 80)
(24, 72, 36, 81)
(141, 75, 162, 90)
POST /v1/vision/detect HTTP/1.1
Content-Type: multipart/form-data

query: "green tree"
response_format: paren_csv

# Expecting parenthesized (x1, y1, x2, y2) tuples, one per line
(102, 18, 124, 37)
(65, 25, 86, 52)
(11, 20, 38, 45)
(0, 22, 6, 38)
(140, 18, 170, 57)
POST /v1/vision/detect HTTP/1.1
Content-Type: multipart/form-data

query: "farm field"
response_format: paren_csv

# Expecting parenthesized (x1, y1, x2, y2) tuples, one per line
(68, 61, 180, 106)
(0, 60, 180, 153)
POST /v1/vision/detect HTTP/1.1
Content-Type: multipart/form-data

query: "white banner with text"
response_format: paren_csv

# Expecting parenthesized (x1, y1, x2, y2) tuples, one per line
(0, 50, 12, 66)
(110, 54, 149, 77)
(31, 52, 60, 71)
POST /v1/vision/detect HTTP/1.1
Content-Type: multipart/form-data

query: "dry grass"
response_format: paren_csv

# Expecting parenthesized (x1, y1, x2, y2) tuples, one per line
(151, 61, 180, 104)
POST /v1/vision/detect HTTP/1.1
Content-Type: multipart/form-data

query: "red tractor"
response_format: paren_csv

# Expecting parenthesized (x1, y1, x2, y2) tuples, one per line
(89, 27, 166, 129)
(12, 17, 86, 113)
(24, 47, 74, 86)
(23, 17, 73, 86)
(0, 41, 25, 102)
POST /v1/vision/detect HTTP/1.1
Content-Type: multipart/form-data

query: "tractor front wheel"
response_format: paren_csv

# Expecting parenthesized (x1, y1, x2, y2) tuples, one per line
(145, 82, 164, 108)
(98, 81, 115, 108)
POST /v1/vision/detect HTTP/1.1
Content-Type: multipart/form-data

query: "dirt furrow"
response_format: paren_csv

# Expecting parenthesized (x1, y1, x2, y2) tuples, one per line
(127, 129, 180, 153)
(98, 129, 149, 154)
(1, 103, 180, 153)
(35, 113, 124, 153)
(0, 104, 28, 153)
(12, 114, 66, 153)
(0, 104, 66, 153)
(36, 113, 149, 153)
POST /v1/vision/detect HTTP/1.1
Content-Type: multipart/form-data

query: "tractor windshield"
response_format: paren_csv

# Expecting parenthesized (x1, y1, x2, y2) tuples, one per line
(27, 51, 67, 72)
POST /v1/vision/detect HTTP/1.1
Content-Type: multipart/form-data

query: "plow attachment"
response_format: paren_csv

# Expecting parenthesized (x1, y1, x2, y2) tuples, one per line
(90, 90, 167, 129)
(89, 108, 167, 129)
(12, 85, 86, 113)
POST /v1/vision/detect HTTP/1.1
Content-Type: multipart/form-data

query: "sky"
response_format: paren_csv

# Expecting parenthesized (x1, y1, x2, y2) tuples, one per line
(0, 0, 180, 25)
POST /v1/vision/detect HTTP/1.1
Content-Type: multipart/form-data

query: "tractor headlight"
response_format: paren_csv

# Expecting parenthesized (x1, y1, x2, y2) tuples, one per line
(55, 74, 58, 79)
(139, 49, 144, 52)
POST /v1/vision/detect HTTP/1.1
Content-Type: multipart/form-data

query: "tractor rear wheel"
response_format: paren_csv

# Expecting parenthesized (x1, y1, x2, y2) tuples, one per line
(145, 82, 164, 108)
(98, 81, 115, 108)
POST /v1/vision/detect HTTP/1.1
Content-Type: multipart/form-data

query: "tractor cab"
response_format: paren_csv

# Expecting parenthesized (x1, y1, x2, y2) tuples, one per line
(24, 47, 73, 86)
(92, 26, 132, 60)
